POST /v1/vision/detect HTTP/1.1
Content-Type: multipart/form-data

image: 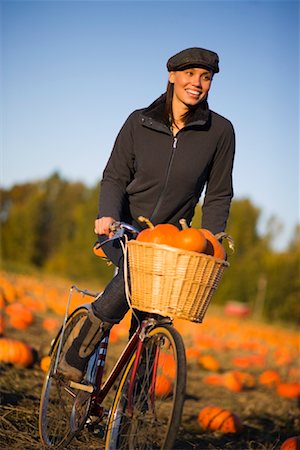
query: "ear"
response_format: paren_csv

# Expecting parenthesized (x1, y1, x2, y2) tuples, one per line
(168, 71, 176, 84)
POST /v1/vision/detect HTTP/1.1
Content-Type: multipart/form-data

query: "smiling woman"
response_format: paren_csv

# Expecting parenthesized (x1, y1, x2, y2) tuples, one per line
(56, 46, 236, 384)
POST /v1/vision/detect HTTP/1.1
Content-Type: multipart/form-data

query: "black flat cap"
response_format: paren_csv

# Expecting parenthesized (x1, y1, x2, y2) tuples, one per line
(167, 47, 219, 73)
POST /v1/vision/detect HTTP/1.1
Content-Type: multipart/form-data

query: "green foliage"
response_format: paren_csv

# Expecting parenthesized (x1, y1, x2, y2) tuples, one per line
(1, 175, 299, 323)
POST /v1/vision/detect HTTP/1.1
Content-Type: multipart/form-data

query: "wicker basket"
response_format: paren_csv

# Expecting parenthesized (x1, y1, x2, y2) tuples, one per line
(127, 240, 229, 323)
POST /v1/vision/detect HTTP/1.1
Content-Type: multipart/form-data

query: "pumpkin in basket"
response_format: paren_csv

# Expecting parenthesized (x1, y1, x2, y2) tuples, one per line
(137, 216, 179, 246)
(177, 219, 207, 253)
(199, 228, 226, 259)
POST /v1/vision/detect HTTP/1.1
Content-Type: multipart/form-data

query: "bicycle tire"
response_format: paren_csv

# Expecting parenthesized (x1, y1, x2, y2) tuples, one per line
(39, 306, 92, 448)
(105, 323, 186, 450)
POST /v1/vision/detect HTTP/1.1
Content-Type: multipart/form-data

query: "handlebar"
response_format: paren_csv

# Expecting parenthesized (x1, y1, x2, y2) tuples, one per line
(110, 221, 140, 236)
(96, 221, 140, 249)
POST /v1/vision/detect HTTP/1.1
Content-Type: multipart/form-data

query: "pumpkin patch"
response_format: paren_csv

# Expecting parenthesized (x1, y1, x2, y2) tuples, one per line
(0, 269, 298, 449)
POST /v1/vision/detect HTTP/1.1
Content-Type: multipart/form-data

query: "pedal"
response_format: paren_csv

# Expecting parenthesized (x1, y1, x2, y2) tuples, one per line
(69, 381, 94, 393)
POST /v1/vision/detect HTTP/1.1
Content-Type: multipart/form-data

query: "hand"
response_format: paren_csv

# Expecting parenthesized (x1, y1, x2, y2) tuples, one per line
(94, 217, 116, 238)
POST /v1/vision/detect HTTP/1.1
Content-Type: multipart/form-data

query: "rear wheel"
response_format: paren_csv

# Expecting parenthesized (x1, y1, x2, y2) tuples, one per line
(105, 323, 186, 450)
(39, 306, 92, 448)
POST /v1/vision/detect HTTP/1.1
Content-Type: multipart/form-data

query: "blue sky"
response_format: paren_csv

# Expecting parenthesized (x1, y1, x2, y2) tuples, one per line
(1, 0, 299, 250)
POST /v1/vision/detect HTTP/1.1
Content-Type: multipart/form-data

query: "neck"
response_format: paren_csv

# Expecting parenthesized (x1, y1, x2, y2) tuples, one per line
(172, 97, 188, 124)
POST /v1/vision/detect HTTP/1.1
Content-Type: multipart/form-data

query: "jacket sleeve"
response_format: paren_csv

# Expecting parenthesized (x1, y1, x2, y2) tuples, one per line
(98, 112, 136, 220)
(201, 120, 235, 234)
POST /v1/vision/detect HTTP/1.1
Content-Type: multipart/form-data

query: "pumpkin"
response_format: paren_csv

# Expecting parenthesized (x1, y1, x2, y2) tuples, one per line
(259, 369, 281, 386)
(0, 337, 34, 367)
(160, 353, 176, 379)
(137, 216, 179, 246)
(0, 314, 5, 336)
(198, 405, 243, 433)
(93, 242, 107, 258)
(222, 371, 243, 392)
(280, 436, 300, 450)
(203, 374, 224, 386)
(232, 371, 256, 389)
(155, 374, 173, 397)
(6, 302, 34, 329)
(276, 383, 300, 398)
(42, 317, 60, 332)
(198, 354, 220, 372)
(40, 355, 51, 372)
(176, 219, 207, 253)
(199, 228, 227, 260)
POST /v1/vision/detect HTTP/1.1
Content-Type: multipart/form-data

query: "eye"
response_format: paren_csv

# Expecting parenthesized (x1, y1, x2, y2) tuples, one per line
(201, 74, 212, 81)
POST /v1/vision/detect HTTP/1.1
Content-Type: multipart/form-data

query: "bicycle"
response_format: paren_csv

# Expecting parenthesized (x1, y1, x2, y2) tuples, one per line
(39, 222, 187, 450)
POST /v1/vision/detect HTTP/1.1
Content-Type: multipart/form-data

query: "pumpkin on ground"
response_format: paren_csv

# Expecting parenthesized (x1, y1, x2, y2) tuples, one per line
(155, 374, 173, 397)
(277, 383, 300, 398)
(40, 355, 51, 372)
(280, 436, 300, 450)
(0, 337, 34, 367)
(259, 369, 281, 387)
(198, 405, 243, 433)
(198, 354, 220, 372)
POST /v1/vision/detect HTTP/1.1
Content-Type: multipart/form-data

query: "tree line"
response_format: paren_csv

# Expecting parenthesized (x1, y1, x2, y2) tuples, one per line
(1, 172, 299, 324)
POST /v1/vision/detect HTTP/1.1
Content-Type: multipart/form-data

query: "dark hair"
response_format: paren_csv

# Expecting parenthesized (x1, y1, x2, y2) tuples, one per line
(165, 81, 199, 129)
(165, 81, 174, 126)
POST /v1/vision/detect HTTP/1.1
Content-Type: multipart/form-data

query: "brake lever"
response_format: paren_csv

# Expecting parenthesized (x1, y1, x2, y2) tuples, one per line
(99, 228, 125, 247)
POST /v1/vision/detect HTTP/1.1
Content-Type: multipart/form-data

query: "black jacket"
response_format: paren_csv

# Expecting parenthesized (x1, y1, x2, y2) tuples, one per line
(99, 94, 235, 234)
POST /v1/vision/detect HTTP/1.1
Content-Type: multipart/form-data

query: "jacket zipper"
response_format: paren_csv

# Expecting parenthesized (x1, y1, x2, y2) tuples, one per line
(150, 136, 178, 223)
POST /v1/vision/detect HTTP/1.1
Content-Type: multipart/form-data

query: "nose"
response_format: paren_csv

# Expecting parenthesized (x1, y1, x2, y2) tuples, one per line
(192, 75, 202, 89)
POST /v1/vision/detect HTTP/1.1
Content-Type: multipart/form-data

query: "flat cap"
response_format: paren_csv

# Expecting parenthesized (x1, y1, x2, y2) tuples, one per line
(167, 47, 219, 73)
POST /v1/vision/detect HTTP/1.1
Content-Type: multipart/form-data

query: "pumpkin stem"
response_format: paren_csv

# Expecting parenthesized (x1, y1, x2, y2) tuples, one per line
(138, 216, 155, 229)
(215, 232, 235, 253)
(179, 218, 188, 230)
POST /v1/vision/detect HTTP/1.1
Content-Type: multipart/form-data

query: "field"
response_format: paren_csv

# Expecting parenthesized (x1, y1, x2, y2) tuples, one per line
(0, 270, 299, 450)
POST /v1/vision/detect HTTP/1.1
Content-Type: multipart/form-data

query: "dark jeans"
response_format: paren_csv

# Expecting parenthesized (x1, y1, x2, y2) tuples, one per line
(91, 235, 147, 337)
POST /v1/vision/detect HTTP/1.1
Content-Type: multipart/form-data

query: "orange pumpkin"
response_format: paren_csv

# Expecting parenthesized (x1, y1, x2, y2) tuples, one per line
(198, 354, 220, 372)
(222, 371, 243, 392)
(42, 317, 60, 332)
(155, 374, 173, 397)
(199, 228, 226, 260)
(0, 337, 34, 367)
(280, 436, 300, 450)
(159, 353, 176, 378)
(137, 216, 179, 246)
(277, 383, 300, 398)
(175, 220, 207, 253)
(93, 242, 107, 258)
(0, 314, 5, 336)
(198, 405, 243, 433)
(259, 370, 281, 387)
(40, 355, 51, 372)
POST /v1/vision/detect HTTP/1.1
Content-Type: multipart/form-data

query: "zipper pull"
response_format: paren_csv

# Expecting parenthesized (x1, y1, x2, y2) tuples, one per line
(173, 137, 178, 149)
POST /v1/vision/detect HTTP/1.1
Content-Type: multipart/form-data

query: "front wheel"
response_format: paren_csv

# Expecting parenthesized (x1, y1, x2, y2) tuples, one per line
(105, 323, 186, 450)
(39, 306, 92, 448)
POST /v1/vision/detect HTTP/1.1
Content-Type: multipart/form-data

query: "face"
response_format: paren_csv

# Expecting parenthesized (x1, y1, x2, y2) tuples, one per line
(169, 67, 213, 111)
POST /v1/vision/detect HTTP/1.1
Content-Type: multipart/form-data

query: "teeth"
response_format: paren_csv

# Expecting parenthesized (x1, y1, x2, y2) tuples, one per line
(186, 89, 200, 96)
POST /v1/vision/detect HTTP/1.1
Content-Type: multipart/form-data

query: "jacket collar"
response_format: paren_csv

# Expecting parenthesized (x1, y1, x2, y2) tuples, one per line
(140, 93, 210, 130)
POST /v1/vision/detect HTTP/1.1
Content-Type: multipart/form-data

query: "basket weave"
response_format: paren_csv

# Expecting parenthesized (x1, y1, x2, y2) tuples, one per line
(127, 240, 229, 323)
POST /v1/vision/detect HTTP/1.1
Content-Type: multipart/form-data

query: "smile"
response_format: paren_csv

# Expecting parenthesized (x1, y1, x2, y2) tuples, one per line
(185, 89, 201, 97)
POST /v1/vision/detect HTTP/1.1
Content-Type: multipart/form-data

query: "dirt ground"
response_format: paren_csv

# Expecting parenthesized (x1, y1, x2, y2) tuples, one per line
(0, 313, 299, 450)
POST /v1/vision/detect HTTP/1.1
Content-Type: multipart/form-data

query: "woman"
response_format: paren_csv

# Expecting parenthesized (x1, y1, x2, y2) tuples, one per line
(59, 47, 235, 382)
